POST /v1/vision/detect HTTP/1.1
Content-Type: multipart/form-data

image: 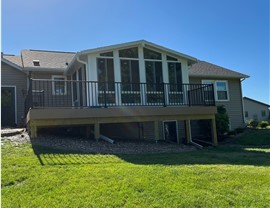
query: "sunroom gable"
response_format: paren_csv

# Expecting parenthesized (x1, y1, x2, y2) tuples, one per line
(79, 40, 197, 65)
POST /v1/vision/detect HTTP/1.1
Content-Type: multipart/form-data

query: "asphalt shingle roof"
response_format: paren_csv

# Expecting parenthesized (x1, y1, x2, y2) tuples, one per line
(3, 55, 23, 67)
(21, 50, 76, 69)
(189, 61, 249, 78)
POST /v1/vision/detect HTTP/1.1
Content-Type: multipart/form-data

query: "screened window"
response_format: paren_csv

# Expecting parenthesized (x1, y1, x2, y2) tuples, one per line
(121, 60, 139, 90)
(167, 55, 178, 61)
(261, 110, 266, 117)
(100, 51, 113, 57)
(144, 48, 161, 60)
(168, 62, 182, 91)
(52, 76, 66, 95)
(97, 58, 115, 91)
(119, 47, 138, 58)
(245, 111, 249, 118)
(145, 61, 163, 91)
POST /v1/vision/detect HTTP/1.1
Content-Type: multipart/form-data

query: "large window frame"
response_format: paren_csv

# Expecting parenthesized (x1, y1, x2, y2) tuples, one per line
(52, 75, 67, 96)
(119, 47, 140, 104)
(202, 80, 229, 101)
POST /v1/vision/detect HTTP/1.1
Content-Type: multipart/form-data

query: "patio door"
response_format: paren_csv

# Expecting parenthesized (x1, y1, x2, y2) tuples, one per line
(163, 121, 178, 142)
(1, 86, 16, 127)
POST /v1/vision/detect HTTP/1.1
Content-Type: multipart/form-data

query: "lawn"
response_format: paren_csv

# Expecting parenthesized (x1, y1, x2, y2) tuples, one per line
(2, 130, 270, 207)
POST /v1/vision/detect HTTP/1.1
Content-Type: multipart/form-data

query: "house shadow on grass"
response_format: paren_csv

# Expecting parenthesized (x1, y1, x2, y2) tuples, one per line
(31, 142, 270, 167)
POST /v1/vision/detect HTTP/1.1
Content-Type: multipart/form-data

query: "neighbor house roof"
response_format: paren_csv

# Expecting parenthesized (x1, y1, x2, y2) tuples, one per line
(189, 61, 249, 79)
(80, 40, 197, 65)
(243, 97, 270, 107)
(21, 50, 76, 72)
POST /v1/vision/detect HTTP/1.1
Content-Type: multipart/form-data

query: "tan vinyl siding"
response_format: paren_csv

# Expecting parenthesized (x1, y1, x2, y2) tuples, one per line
(190, 77, 245, 129)
(31, 72, 72, 107)
(1, 62, 27, 125)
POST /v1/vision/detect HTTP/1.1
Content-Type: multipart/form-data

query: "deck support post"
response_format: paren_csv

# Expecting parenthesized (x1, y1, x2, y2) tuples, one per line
(154, 121, 160, 143)
(211, 118, 218, 146)
(85, 125, 91, 139)
(185, 120, 191, 144)
(94, 122, 100, 142)
(30, 125, 37, 138)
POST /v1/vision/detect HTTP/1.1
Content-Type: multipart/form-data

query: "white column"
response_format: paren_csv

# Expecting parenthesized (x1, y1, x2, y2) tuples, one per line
(113, 50, 121, 105)
(88, 54, 98, 106)
(162, 53, 169, 105)
(138, 45, 146, 105)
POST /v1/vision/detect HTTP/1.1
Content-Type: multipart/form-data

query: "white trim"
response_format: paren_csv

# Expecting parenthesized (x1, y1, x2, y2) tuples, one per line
(51, 75, 67, 95)
(163, 120, 179, 141)
(202, 80, 230, 102)
(1, 85, 17, 125)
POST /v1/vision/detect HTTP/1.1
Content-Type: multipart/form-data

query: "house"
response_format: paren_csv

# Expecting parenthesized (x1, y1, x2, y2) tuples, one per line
(1, 40, 249, 145)
(243, 97, 270, 122)
(189, 61, 249, 131)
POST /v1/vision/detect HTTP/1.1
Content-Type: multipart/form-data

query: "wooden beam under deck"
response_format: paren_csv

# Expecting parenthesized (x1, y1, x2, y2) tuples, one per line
(27, 106, 217, 141)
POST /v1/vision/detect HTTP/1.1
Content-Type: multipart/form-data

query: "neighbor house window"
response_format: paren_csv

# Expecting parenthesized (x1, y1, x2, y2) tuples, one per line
(261, 110, 266, 117)
(245, 111, 248, 118)
(202, 80, 229, 101)
(52, 75, 67, 95)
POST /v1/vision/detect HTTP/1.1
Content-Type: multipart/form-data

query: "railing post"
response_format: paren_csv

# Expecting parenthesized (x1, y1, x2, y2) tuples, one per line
(29, 78, 33, 109)
(211, 84, 216, 106)
(104, 82, 107, 108)
(162, 82, 166, 107)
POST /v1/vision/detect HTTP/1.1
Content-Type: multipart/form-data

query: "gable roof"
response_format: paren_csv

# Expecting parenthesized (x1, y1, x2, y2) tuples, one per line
(21, 50, 76, 72)
(243, 97, 270, 107)
(189, 61, 249, 79)
(80, 40, 197, 65)
(1, 54, 26, 74)
(2, 54, 23, 67)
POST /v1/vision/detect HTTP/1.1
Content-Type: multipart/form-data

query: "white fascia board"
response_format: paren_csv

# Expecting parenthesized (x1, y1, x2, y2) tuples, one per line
(79, 40, 198, 64)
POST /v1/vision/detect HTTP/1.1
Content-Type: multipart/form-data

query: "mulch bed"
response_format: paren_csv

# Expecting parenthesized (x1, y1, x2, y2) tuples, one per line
(1, 128, 196, 154)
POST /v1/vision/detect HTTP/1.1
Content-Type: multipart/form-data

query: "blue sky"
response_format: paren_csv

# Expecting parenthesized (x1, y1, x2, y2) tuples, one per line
(2, 0, 269, 104)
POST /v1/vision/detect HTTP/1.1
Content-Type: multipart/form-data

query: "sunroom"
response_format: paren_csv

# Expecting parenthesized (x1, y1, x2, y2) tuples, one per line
(26, 40, 217, 145)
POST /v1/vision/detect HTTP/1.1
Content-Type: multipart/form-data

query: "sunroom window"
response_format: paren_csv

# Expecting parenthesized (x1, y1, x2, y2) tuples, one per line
(144, 48, 161, 60)
(119, 47, 138, 58)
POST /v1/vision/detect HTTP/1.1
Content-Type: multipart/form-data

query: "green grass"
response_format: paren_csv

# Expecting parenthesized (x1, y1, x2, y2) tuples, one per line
(2, 130, 270, 208)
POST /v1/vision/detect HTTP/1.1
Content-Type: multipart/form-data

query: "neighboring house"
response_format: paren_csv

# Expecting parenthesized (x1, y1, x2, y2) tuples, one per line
(1, 40, 249, 145)
(243, 97, 270, 122)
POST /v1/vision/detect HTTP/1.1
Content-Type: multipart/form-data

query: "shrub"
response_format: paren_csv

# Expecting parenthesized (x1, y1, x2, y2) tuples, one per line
(259, 121, 269, 128)
(235, 127, 244, 134)
(215, 105, 229, 135)
(228, 130, 237, 136)
(249, 120, 259, 128)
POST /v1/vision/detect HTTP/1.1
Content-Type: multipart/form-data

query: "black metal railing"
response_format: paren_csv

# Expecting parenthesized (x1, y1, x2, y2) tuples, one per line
(24, 79, 215, 111)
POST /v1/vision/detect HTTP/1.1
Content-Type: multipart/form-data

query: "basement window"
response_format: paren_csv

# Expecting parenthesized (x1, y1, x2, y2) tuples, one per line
(33, 60, 40, 66)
